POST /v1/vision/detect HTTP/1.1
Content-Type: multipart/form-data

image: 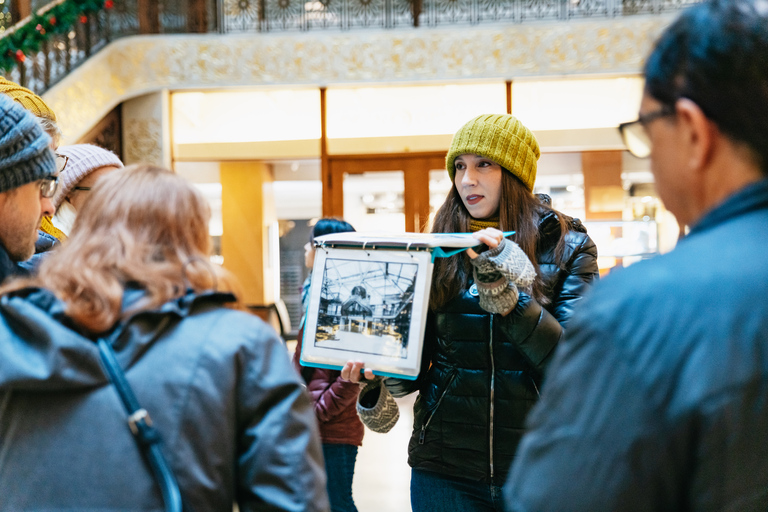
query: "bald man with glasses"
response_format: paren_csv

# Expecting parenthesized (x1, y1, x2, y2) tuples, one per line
(0, 94, 58, 283)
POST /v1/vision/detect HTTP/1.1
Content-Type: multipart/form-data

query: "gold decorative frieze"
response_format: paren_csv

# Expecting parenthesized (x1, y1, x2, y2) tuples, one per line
(44, 15, 676, 143)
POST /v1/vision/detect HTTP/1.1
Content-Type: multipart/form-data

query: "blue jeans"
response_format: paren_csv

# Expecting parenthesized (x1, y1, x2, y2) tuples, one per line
(411, 468, 506, 512)
(322, 443, 359, 512)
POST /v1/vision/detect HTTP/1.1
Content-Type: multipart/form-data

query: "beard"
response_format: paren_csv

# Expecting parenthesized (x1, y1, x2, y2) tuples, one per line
(0, 215, 40, 263)
(6, 223, 39, 262)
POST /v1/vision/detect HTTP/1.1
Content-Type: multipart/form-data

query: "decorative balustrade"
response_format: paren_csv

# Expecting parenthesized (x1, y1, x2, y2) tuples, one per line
(220, 0, 700, 31)
(2, 0, 699, 95)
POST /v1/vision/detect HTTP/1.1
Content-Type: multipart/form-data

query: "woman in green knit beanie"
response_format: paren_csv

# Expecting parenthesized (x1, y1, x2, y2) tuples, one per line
(381, 114, 600, 511)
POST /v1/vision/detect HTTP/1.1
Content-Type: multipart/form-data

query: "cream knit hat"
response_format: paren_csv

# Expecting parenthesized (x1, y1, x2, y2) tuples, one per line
(53, 144, 123, 210)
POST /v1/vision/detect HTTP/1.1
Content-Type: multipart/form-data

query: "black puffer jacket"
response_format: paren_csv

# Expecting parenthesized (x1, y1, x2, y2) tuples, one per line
(387, 211, 599, 485)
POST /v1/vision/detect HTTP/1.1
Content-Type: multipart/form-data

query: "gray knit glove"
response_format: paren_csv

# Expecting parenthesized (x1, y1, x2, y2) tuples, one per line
(469, 238, 536, 315)
(356, 377, 400, 433)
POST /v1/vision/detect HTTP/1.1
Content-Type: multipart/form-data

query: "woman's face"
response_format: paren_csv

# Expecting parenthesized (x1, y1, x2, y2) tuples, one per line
(304, 241, 316, 269)
(454, 153, 503, 220)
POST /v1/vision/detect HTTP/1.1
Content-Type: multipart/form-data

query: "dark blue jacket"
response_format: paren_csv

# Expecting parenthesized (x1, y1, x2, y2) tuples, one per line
(0, 243, 28, 284)
(18, 229, 59, 272)
(505, 179, 768, 511)
(0, 287, 329, 512)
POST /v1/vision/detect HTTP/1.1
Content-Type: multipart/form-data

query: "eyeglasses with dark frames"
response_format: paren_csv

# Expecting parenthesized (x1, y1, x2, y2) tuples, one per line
(618, 105, 676, 158)
(40, 175, 59, 198)
(55, 153, 69, 173)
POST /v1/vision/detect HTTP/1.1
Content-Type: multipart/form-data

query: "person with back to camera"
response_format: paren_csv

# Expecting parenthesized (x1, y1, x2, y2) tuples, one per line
(349, 114, 599, 511)
(294, 218, 366, 512)
(0, 165, 329, 512)
(504, 0, 768, 510)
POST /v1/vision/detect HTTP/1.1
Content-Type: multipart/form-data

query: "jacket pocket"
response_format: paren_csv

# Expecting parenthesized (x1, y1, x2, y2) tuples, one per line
(418, 371, 457, 445)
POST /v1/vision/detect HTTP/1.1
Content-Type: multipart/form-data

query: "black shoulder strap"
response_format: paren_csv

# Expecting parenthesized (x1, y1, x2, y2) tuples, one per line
(97, 336, 184, 512)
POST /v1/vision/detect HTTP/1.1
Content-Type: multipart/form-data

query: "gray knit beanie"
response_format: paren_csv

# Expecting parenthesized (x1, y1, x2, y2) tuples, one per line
(0, 94, 55, 194)
(53, 144, 123, 210)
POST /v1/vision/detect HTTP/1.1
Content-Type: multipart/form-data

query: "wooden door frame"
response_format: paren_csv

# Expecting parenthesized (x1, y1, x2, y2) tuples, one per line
(323, 152, 445, 232)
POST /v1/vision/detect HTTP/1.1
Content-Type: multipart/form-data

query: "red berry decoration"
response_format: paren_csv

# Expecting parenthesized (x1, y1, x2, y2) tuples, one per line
(80, 15, 88, 23)
(105, 0, 114, 8)
(48, 15, 57, 25)
(36, 24, 46, 35)
(14, 50, 25, 63)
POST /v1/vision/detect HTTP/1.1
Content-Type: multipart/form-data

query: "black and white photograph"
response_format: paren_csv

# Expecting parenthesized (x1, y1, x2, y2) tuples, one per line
(301, 246, 432, 379)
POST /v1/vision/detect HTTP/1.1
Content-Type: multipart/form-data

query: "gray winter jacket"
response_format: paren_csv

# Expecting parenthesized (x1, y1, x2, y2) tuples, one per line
(0, 287, 329, 512)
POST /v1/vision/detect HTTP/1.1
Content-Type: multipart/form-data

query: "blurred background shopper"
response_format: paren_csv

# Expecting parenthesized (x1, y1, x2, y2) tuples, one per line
(295, 217, 363, 512)
(0, 165, 329, 512)
(504, 0, 768, 510)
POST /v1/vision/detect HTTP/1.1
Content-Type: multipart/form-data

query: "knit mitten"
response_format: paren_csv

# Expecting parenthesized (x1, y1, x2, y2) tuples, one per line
(470, 238, 536, 315)
(356, 378, 400, 433)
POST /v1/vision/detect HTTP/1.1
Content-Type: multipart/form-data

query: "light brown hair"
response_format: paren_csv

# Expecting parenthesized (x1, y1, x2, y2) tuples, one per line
(1, 165, 240, 332)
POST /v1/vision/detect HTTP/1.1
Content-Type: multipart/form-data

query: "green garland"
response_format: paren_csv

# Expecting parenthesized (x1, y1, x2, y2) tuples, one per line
(0, 0, 113, 73)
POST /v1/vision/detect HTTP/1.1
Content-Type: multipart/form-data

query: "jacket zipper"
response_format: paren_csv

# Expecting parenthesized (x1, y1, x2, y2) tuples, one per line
(489, 315, 495, 479)
(419, 372, 457, 444)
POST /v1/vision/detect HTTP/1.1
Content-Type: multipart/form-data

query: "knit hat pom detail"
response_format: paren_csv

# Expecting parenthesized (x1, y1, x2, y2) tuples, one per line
(446, 114, 540, 192)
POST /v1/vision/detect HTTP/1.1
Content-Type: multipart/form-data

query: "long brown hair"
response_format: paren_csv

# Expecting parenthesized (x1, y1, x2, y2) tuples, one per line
(429, 170, 573, 310)
(1, 165, 235, 333)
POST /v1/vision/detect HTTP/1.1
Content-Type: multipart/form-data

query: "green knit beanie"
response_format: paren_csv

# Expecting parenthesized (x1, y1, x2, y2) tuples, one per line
(446, 114, 540, 191)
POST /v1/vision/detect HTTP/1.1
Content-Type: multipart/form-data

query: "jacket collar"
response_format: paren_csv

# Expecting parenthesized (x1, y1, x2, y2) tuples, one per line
(13, 286, 236, 334)
(689, 178, 768, 236)
(537, 207, 586, 246)
(0, 243, 28, 282)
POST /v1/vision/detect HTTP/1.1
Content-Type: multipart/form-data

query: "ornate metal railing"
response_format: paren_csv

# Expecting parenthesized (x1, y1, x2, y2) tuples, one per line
(1, 0, 215, 94)
(219, 0, 700, 31)
(2, 0, 699, 95)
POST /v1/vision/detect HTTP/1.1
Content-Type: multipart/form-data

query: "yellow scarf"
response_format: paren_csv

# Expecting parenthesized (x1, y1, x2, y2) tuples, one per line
(40, 216, 66, 241)
(469, 217, 500, 232)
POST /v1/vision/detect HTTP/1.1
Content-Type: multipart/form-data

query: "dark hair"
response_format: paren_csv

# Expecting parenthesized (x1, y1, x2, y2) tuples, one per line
(310, 218, 356, 242)
(429, 170, 574, 310)
(644, 0, 768, 174)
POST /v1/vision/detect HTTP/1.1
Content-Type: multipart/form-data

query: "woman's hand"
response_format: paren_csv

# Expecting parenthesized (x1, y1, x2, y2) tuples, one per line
(340, 361, 375, 383)
(467, 227, 505, 259)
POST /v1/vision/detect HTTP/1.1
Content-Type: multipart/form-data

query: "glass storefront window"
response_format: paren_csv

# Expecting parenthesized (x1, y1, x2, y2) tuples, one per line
(344, 171, 405, 232)
(171, 89, 321, 144)
(326, 83, 507, 139)
(512, 77, 644, 131)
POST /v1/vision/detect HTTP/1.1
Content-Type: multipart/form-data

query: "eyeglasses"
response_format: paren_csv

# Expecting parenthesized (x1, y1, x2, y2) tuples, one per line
(55, 153, 68, 173)
(40, 175, 58, 198)
(618, 106, 676, 158)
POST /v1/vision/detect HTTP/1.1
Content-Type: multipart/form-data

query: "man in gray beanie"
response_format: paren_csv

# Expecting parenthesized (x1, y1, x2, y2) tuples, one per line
(0, 94, 57, 283)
